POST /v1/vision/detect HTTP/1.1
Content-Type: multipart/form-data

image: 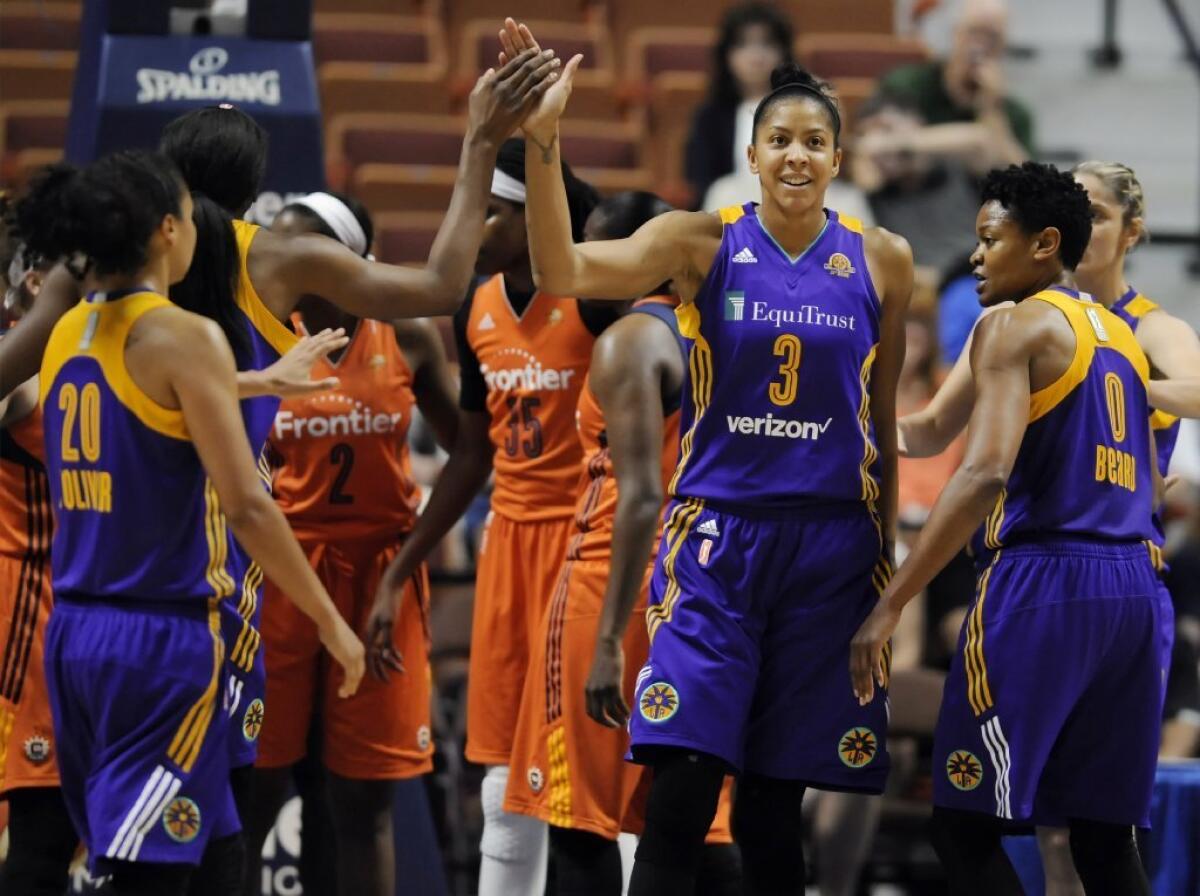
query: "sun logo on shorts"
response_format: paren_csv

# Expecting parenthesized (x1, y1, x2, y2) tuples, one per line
(242, 698, 265, 743)
(946, 750, 983, 791)
(838, 727, 878, 768)
(162, 797, 202, 843)
(639, 682, 680, 723)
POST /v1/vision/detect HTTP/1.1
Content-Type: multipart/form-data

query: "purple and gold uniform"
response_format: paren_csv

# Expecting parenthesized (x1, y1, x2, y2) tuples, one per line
(934, 287, 1167, 826)
(628, 205, 892, 789)
(221, 220, 299, 769)
(40, 290, 239, 869)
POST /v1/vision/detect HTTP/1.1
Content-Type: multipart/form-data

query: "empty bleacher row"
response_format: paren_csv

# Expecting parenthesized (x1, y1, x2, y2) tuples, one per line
(0, 0, 928, 264)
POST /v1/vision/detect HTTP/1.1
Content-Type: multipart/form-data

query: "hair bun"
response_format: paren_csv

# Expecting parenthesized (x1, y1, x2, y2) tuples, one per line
(770, 61, 819, 92)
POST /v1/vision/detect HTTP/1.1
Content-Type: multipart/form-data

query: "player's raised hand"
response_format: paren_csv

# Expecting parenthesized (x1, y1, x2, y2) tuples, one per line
(849, 599, 899, 706)
(259, 328, 348, 397)
(467, 45, 561, 148)
(498, 18, 583, 141)
(320, 614, 366, 698)
(364, 560, 410, 681)
(585, 637, 630, 728)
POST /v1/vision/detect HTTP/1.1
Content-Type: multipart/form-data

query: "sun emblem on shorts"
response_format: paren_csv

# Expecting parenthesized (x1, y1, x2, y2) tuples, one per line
(946, 750, 983, 791)
(824, 252, 856, 278)
(528, 766, 545, 793)
(639, 682, 680, 723)
(242, 698, 265, 743)
(162, 797, 202, 843)
(838, 727, 878, 768)
(22, 734, 52, 764)
(417, 725, 431, 751)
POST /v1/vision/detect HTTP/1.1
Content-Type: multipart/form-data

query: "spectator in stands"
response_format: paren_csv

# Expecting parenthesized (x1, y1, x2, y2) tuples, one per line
(684, 2, 794, 208)
(874, 0, 1033, 166)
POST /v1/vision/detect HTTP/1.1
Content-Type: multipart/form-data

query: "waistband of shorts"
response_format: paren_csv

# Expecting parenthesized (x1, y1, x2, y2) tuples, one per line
(54, 592, 214, 620)
(976, 537, 1155, 564)
(671, 495, 873, 522)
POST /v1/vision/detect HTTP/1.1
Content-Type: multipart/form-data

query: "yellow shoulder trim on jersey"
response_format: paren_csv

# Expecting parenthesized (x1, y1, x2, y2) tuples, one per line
(232, 220, 300, 357)
(1151, 408, 1179, 431)
(838, 213, 864, 235)
(1027, 291, 1097, 423)
(675, 302, 701, 340)
(1122, 294, 1159, 319)
(717, 205, 745, 226)
(40, 293, 190, 441)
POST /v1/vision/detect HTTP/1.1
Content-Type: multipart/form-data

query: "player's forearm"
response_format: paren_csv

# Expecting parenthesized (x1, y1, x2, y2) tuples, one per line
(223, 494, 341, 634)
(877, 450, 899, 559)
(235, 369, 273, 398)
(885, 466, 1004, 611)
(596, 490, 662, 644)
(389, 443, 493, 577)
(1149, 378, 1200, 419)
(898, 412, 944, 458)
(524, 126, 580, 296)
(418, 137, 502, 315)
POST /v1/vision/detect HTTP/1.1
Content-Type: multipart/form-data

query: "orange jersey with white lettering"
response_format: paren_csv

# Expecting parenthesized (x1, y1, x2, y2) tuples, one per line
(570, 300, 683, 562)
(461, 275, 598, 521)
(269, 320, 420, 542)
(0, 402, 50, 560)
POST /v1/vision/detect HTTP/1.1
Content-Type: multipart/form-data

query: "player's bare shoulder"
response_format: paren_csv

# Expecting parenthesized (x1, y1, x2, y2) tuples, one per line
(862, 225, 914, 306)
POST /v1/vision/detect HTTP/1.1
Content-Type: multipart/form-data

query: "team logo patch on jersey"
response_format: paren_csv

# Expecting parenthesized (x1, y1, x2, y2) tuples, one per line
(946, 750, 983, 791)
(823, 252, 856, 278)
(732, 247, 758, 264)
(242, 699, 265, 743)
(548, 308, 563, 325)
(417, 725, 432, 751)
(724, 291, 745, 321)
(22, 734, 52, 764)
(838, 727, 878, 768)
(639, 682, 680, 723)
(162, 797, 202, 843)
(698, 538, 714, 567)
(528, 766, 545, 793)
(369, 353, 386, 368)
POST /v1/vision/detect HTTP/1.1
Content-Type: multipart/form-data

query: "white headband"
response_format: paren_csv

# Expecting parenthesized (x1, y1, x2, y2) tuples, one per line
(491, 169, 527, 204)
(292, 192, 369, 257)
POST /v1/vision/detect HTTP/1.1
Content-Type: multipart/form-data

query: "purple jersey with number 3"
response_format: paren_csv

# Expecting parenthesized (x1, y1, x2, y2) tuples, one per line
(671, 204, 882, 511)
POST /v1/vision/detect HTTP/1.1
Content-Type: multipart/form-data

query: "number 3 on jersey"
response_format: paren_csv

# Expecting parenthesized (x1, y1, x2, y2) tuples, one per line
(769, 334, 802, 407)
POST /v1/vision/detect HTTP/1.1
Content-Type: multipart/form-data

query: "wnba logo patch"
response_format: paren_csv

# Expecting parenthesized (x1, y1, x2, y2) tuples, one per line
(162, 797, 202, 843)
(823, 252, 856, 278)
(528, 766, 545, 793)
(639, 682, 680, 723)
(946, 750, 983, 791)
(23, 734, 52, 764)
(242, 699, 265, 743)
(838, 727, 878, 768)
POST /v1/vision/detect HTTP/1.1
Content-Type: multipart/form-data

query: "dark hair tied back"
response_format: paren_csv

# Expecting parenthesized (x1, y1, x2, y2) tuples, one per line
(752, 62, 842, 147)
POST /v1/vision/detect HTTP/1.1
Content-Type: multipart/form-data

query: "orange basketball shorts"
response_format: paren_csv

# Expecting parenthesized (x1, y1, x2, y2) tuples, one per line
(0, 551, 58, 792)
(504, 555, 734, 842)
(256, 537, 433, 779)
(466, 511, 575, 766)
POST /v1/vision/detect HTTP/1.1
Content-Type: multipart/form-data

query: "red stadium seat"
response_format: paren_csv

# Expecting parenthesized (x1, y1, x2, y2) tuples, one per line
(350, 163, 458, 215)
(455, 18, 613, 82)
(645, 71, 708, 206)
(0, 50, 76, 103)
(0, 3, 81, 52)
(829, 77, 876, 131)
(446, 0, 591, 27)
(374, 211, 445, 266)
(3, 148, 62, 190)
(326, 113, 467, 188)
(782, 0, 895, 34)
(605, 0, 727, 72)
(314, 0, 431, 14)
(796, 33, 929, 81)
(0, 101, 70, 156)
(312, 13, 446, 68)
(624, 27, 716, 102)
(320, 64, 452, 118)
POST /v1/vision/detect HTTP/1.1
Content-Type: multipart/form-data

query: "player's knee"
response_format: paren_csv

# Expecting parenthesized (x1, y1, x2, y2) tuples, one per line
(1067, 818, 1138, 868)
(635, 750, 725, 869)
(480, 766, 547, 863)
(929, 806, 1004, 865)
(327, 774, 396, 834)
(731, 774, 805, 848)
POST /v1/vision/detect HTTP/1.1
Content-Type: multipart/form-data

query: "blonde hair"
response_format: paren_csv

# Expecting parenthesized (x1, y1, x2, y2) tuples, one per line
(1072, 160, 1148, 246)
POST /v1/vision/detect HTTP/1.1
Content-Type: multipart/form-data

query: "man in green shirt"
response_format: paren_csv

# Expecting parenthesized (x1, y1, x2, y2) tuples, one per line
(876, 0, 1034, 164)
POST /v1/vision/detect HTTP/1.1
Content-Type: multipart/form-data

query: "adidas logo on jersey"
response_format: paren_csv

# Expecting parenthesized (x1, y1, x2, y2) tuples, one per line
(697, 518, 721, 537)
(732, 247, 758, 264)
(478, 312, 496, 331)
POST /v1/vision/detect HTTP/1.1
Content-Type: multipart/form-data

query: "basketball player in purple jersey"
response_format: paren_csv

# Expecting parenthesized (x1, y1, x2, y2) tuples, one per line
(852, 162, 1165, 896)
(499, 20, 913, 894)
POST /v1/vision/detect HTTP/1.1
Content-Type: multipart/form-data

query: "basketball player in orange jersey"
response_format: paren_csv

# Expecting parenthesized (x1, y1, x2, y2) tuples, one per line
(0, 241, 76, 896)
(504, 192, 742, 896)
(367, 139, 612, 896)
(239, 192, 458, 896)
